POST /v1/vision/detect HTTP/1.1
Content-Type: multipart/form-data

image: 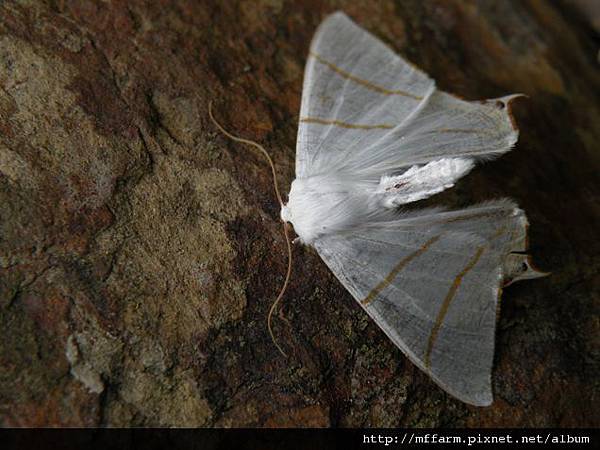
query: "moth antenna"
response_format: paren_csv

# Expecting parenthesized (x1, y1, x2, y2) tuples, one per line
(208, 101, 285, 206)
(208, 100, 291, 358)
(267, 222, 292, 357)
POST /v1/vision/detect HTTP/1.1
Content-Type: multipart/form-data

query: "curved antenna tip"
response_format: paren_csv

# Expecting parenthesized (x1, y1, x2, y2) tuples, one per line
(209, 100, 293, 358)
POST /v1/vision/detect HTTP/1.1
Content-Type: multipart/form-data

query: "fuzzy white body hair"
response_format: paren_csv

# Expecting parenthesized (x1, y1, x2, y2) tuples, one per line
(376, 158, 474, 207)
(281, 157, 475, 244)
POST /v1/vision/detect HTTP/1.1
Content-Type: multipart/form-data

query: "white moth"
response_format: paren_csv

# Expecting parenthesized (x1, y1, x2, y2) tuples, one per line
(280, 12, 547, 406)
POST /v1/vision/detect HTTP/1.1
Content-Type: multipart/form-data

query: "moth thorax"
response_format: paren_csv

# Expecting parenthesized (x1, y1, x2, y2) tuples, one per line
(284, 176, 352, 244)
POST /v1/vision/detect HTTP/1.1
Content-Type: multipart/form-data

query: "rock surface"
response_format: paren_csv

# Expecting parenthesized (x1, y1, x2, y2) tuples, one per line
(1, 0, 598, 427)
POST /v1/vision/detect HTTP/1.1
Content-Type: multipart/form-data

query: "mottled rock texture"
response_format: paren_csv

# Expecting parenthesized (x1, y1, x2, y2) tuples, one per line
(1, 0, 598, 427)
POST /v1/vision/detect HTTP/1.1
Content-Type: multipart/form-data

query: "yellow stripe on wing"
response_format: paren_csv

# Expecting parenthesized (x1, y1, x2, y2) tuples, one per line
(300, 117, 394, 130)
(425, 246, 486, 369)
(310, 51, 423, 100)
(361, 236, 441, 306)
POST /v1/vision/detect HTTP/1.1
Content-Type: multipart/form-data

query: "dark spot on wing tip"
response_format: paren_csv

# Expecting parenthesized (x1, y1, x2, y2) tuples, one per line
(506, 105, 518, 131)
(504, 95, 526, 132)
(449, 91, 468, 101)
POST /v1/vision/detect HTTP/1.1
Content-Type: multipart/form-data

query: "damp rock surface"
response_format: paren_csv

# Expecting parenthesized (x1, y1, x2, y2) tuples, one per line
(1, 1, 598, 427)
